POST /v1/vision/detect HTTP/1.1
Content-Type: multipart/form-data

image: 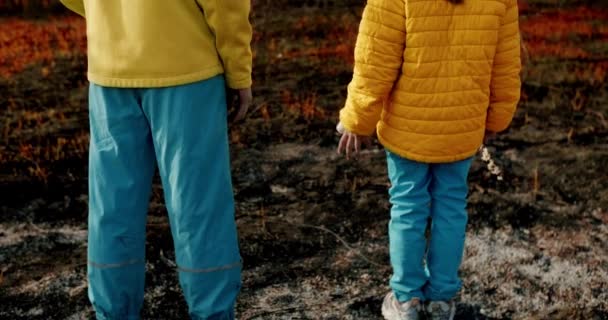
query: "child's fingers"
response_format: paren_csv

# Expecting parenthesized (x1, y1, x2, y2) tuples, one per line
(233, 104, 249, 122)
(346, 134, 353, 159)
(337, 134, 348, 154)
(232, 88, 252, 122)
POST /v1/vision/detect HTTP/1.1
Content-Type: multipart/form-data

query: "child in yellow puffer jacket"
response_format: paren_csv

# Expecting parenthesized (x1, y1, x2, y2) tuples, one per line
(337, 0, 521, 319)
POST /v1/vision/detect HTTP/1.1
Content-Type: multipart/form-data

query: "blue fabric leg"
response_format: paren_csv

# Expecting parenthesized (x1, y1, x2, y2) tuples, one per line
(87, 84, 156, 320)
(386, 151, 432, 302)
(424, 158, 473, 301)
(142, 75, 241, 319)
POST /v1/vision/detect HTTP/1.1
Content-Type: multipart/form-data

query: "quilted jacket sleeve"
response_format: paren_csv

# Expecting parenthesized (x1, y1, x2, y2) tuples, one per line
(487, 0, 522, 132)
(339, 0, 406, 136)
(196, 0, 253, 89)
(60, 0, 85, 17)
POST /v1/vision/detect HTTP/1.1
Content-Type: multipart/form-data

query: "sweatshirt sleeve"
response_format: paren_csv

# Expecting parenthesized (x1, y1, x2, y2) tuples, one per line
(60, 0, 85, 17)
(339, 0, 406, 136)
(196, 0, 253, 89)
(487, 0, 522, 132)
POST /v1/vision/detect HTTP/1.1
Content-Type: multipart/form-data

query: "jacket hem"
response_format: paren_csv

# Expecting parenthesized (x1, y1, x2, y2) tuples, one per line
(88, 65, 225, 88)
(378, 131, 479, 164)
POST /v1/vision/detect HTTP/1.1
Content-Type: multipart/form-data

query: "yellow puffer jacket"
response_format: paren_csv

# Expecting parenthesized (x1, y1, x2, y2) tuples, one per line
(340, 0, 522, 163)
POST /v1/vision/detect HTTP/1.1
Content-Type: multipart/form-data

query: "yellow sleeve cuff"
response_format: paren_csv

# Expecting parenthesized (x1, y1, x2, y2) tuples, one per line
(225, 75, 252, 90)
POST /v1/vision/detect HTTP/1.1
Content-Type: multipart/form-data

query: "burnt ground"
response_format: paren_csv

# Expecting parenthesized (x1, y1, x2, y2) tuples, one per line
(1, 1, 607, 319)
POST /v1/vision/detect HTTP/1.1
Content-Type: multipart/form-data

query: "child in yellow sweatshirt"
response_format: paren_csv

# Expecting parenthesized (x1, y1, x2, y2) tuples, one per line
(337, 0, 521, 319)
(60, 1, 252, 319)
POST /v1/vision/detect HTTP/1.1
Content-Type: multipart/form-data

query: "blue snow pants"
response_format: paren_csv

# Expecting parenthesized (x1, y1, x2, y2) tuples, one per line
(87, 75, 241, 320)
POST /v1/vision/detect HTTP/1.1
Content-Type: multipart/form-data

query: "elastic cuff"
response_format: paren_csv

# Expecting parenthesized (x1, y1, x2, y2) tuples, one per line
(190, 309, 235, 320)
(339, 108, 378, 136)
(226, 76, 252, 89)
(95, 310, 140, 320)
(393, 289, 426, 303)
(423, 285, 460, 301)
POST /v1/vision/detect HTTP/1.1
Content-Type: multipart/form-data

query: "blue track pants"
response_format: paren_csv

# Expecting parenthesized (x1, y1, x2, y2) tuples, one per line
(87, 76, 241, 320)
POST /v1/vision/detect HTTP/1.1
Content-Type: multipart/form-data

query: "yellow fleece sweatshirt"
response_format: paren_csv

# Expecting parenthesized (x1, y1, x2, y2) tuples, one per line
(60, 0, 252, 89)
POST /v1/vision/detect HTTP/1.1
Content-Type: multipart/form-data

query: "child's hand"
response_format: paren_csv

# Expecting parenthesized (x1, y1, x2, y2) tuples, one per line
(235, 87, 252, 122)
(336, 122, 372, 159)
(228, 87, 252, 122)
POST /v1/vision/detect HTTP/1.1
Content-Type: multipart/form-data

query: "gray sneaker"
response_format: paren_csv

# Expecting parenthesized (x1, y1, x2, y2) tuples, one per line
(426, 301, 456, 320)
(381, 291, 421, 320)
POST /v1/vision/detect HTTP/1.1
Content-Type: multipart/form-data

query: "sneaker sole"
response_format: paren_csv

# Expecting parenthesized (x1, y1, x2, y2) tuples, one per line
(382, 303, 419, 320)
(381, 303, 398, 320)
